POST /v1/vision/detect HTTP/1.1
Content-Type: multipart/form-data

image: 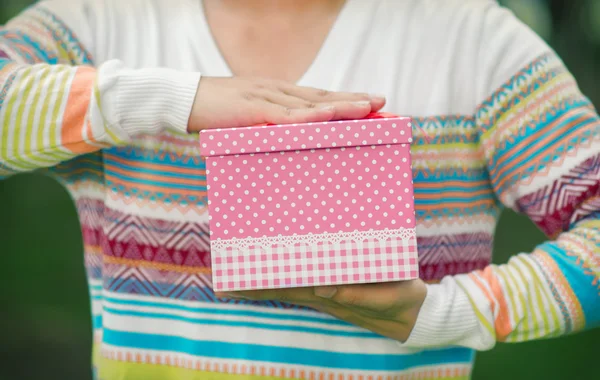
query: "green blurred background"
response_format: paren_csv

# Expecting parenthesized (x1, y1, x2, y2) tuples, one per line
(0, 0, 599, 379)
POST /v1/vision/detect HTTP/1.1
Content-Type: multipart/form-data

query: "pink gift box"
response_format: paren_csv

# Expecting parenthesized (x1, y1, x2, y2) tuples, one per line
(199, 113, 419, 292)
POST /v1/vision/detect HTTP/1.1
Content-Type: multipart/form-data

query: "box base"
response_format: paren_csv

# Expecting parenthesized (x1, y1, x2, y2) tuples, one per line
(211, 228, 418, 292)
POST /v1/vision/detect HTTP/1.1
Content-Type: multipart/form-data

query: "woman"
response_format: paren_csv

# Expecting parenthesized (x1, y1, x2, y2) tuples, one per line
(1, 0, 598, 379)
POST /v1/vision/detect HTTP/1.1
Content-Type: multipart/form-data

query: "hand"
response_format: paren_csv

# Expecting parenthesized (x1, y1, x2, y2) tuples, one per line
(215, 279, 427, 343)
(188, 76, 386, 132)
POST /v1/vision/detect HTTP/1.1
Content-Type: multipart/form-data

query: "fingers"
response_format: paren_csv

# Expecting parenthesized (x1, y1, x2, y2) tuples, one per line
(324, 100, 373, 120)
(260, 101, 336, 125)
(280, 83, 386, 112)
(314, 281, 419, 311)
(189, 77, 387, 132)
(262, 92, 319, 109)
(260, 99, 373, 125)
(264, 91, 375, 119)
(216, 280, 423, 309)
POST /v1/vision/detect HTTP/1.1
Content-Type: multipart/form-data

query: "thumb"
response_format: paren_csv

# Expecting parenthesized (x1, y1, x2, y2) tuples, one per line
(314, 282, 403, 309)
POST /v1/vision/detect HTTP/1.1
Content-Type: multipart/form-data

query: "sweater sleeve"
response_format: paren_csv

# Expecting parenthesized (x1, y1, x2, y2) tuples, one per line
(0, 0, 201, 178)
(403, 4, 600, 350)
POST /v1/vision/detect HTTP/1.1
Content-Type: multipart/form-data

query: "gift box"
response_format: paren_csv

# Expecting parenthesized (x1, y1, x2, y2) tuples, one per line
(199, 113, 418, 292)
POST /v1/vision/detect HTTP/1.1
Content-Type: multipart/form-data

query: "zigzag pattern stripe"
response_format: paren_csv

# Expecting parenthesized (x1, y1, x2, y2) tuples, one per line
(517, 153, 600, 236)
(420, 260, 489, 281)
(99, 235, 212, 268)
(571, 197, 600, 223)
(417, 232, 493, 265)
(103, 209, 211, 251)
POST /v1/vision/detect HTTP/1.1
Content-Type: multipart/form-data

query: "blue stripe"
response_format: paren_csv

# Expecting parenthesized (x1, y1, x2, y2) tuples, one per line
(0, 58, 11, 70)
(35, 7, 93, 65)
(414, 204, 499, 220)
(103, 329, 474, 370)
(104, 157, 207, 181)
(540, 242, 600, 329)
(102, 295, 352, 328)
(416, 194, 494, 204)
(0, 30, 55, 63)
(476, 55, 560, 128)
(491, 104, 597, 190)
(417, 185, 491, 194)
(488, 103, 583, 166)
(105, 170, 206, 190)
(49, 155, 105, 182)
(107, 147, 206, 170)
(93, 315, 103, 329)
(105, 307, 377, 338)
(413, 171, 489, 183)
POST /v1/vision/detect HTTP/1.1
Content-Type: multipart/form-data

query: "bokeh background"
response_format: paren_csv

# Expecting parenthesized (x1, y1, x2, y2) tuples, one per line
(0, 0, 598, 379)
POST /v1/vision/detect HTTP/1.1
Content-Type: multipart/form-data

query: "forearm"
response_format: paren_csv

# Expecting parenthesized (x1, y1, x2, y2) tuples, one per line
(0, 59, 199, 176)
(403, 49, 600, 351)
(0, 4, 201, 177)
(404, 218, 599, 351)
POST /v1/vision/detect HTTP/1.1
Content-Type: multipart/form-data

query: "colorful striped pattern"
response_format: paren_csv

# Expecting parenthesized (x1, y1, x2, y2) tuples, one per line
(1, 5, 599, 380)
(454, 53, 600, 342)
(0, 7, 124, 177)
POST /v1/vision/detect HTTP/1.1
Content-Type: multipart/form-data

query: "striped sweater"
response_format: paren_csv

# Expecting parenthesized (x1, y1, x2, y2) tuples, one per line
(1, 0, 599, 379)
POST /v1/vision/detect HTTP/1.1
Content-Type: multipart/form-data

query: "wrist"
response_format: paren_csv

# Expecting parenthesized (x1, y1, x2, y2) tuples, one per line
(98, 61, 201, 137)
(399, 278, 494, 350)
(401, 280, 428, 342)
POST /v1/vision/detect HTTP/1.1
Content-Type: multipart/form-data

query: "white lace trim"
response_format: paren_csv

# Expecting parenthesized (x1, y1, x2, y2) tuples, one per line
(211, 228, 416, 251)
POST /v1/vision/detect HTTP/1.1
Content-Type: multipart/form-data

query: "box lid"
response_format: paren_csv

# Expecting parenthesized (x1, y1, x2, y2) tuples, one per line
(199, 112, 413, 157)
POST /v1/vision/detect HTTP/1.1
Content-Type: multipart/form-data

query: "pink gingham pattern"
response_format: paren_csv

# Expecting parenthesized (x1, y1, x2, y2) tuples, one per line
(211, 228, 418, 291)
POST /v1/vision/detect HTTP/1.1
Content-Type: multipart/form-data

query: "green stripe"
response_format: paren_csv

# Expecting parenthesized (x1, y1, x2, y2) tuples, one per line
(504, 263, 532, 341)
(1, 69, 24, 166)
(49, 68, 72, 155)
(24, 67, 55, 165)
(3, 156, 39, 170)
(521, 256, 561, 337)
(11, 66, 34, 166)
(457, 281, 495, 338)
(44, 66, 73, 161)
(495, 268, 523, 343)
(94, 80, 125, 145)
(36, 67, 59, 160)
(488, 71, 572, 134)
(512, 258, 544, 339)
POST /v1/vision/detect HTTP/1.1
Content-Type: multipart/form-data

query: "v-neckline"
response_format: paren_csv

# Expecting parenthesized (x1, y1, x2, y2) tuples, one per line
(191, 0, 362, 88)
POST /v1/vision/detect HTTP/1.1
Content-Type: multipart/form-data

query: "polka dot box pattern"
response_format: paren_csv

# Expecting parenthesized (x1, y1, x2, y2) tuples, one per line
(199, 113, 418, 292)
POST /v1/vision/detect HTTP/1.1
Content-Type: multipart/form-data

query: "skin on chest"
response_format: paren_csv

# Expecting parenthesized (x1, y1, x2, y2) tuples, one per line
(202, 0, 345, 82)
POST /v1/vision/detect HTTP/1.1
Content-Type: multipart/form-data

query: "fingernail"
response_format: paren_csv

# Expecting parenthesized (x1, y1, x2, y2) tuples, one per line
(353, 101, 371, 107)
(369, 94, 386, 100)
(314, 286, 337, 299)
(320, 105, 336, 111)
